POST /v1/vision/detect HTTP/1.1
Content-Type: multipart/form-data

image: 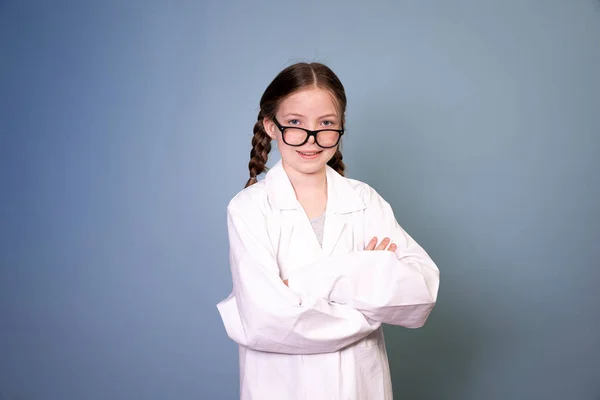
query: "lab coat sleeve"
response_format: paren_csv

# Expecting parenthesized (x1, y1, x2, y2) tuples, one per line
(287, 189, 439, 328)
(216, 201, 382, 355)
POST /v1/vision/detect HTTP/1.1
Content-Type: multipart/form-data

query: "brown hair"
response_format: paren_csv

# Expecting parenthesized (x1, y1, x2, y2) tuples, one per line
(245, 62, 347, 188)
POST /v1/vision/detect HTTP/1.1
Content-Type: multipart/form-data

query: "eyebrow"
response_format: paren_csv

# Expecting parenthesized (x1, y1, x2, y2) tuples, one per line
(282, 113, 339, 119)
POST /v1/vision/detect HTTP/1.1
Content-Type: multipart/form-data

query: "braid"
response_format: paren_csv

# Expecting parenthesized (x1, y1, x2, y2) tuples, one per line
(245, 115, 272, 188)
(327, 148, 345, 176)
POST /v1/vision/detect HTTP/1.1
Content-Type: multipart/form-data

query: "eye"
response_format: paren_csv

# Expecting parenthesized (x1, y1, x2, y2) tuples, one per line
(288, 119, 300, 125)
(322, 120, 334, 127)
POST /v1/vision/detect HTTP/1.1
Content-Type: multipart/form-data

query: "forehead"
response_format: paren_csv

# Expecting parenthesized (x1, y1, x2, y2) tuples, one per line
(278, 88, 339, 116)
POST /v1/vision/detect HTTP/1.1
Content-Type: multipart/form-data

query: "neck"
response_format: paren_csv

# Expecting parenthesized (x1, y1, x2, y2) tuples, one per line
(282, 163, 327, 195)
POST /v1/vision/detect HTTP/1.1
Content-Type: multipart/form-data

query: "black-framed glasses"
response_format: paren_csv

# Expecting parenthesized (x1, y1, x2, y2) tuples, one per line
(273, 117, 344, 148)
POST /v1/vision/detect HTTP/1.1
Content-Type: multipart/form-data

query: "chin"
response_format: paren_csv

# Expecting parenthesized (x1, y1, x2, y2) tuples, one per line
(282, 157, 329, 176)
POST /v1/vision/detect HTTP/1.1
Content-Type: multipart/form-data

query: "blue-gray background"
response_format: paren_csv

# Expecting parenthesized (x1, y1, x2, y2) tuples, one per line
(1, 1, 599, 399)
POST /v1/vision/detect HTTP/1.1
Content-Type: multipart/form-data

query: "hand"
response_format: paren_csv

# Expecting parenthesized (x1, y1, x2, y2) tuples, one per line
(365, 237, 397, 252)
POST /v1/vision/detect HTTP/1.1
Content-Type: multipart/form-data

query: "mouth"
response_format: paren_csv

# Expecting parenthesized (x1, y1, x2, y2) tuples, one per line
(297, 150, 323, 159)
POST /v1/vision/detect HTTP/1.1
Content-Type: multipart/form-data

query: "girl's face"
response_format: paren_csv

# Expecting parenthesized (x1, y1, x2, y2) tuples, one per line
(264, 87, 343, 177)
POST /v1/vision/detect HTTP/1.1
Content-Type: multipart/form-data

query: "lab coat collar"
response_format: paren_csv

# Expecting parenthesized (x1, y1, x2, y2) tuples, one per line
(265, 160, 366, 214)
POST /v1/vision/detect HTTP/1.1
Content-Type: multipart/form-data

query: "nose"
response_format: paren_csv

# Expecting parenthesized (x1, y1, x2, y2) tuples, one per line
(307, 134, 316, 144)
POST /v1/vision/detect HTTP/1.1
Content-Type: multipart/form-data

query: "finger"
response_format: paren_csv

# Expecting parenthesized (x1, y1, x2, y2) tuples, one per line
(365, 237, 377, 251)
(388, 243, 397, 252)
(375, 237, 390, 251)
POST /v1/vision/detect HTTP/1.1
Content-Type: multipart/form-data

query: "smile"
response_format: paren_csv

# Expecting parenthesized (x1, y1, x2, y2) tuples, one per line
(296, 150, 323, 159)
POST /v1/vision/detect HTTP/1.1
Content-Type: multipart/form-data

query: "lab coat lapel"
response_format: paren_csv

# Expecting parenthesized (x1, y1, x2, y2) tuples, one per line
(321, 212, 345, 256)
(321, 166, 366, 256)
(264, 161, 298, 211)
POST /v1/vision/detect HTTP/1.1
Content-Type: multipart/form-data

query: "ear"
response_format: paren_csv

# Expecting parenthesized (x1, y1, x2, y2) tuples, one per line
(263, 117, 277, 140)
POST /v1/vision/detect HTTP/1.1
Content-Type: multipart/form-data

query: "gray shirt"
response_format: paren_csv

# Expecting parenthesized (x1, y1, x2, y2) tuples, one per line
(310, 213, 326, 247)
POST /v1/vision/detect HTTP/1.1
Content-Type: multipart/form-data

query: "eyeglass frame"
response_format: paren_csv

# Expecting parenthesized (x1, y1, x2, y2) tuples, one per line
(272, 117, 344, 148)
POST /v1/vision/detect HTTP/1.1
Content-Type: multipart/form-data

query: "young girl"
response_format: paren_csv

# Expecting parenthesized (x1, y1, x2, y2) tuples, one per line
(217, 62, 439, 400)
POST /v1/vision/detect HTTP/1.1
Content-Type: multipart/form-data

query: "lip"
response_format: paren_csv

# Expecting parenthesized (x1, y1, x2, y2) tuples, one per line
(296, 150, 323, 160)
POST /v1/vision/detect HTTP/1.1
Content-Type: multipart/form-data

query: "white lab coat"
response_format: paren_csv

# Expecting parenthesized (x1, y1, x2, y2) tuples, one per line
(217, 160, 439, 400)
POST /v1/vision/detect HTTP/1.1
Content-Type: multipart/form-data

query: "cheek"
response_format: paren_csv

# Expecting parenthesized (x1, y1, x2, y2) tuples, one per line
(276, 137, 297, 157)
(276, 136, 290, 151)
(323, 147, 338, 161)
